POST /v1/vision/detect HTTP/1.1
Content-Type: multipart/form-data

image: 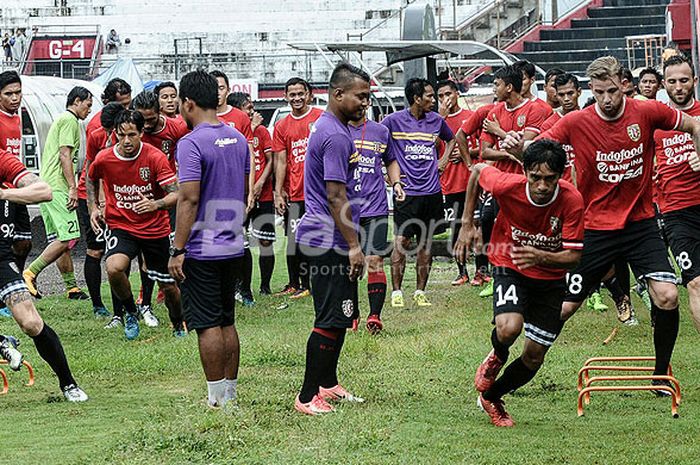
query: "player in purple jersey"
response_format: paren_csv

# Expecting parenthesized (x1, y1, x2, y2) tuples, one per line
(293, 63, 370, 416)
(168, 70, 250, 409)
(348, 116, 405, 334)
(381, 78, 456, 308)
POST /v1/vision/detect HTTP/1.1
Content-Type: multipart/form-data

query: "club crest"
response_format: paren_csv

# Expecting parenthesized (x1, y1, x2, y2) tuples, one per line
(161, 140, 172, 155)
(342, 299, 354, 318)
(139, 167, 151, 182)
(627, 124, 641, 142)
(550, 216, 561, 233)
(517, 115, 526, 127)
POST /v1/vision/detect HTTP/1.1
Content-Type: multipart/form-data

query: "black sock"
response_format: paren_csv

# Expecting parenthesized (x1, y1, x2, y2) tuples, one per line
(653, 306, 679, 375)
(603, 277, 626, 303)
(164, 287, 184, 330)
(483, 356, 539, 401)
(286, 252, 299, 289)
(259, 253, 274, 291)
(299, 329, 340, 403)
(111, 289, 124, 318)
(31, 324, 76, 389)
(140, 272, 155, 307)
(367, 270, 387, 317)
(322, 330, 345, 388)
(84, 255, 104, 308)
(241, 248, 253, 295)
(14, 252, 28, 272)
(122, 294, 138, 315)
(475, 254, 489, 275)
(491, 328, 511, 363)
(614, 259, 631, 296)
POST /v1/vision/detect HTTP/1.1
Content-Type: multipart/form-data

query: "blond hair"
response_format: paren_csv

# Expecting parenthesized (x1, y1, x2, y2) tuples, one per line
(586, 56, 622, 80)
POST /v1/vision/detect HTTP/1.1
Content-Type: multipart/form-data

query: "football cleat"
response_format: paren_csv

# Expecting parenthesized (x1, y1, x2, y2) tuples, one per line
(412, 292, 432, 307)
(0, 335, 23, 371)
(124, 313, 140, 340)
(62, 384, 89, 402)
(294, 394, 335, 416)
(479, 280, 494, 298)
(290, 288, 310, 300)
(475, 349, 505, 392)
(139, 305, 159, 327)
(93, 306, 111, 318)
(478, 394, 514, 427)
(366, 315, 383, 335)
(319, 384, 365, 403)
(67, 287, 89, 300)
(391, 291, 404, 308)
(451, 274, 470, 286)
(104, 315, 123, 329)
(587, 291, 608, 312)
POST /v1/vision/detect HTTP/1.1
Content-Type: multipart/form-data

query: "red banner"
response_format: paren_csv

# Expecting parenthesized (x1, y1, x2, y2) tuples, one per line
(27, 36, 97, 61)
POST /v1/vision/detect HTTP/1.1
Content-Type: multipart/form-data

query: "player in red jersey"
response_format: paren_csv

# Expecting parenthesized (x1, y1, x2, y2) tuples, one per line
(86, 78, 132, 135)
(454, 140, 584, 427)
(507, 56, 700, 393)
(654, 54, 700, 332)
(544, 68, 565, 110)
(513, 60, 553, 117)
(638, 67, 662, 101)
(436, 80, 474, 286)
(210, 70, 253, 141)
(88, 110, 184, 340)
(154, 81, 179, 118)
(273, 77, 323, 298)
(0, 149, 88, 401)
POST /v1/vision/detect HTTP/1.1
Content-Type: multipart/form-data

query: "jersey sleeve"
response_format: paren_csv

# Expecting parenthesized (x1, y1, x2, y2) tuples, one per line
(323, 134, 354, 183)
(381, 126, 395, 164)
(648, 100, 682, 132)
(478, 165, 508, 194)
(176, 138, 202, 183)
(561, 188, 585, 250)
(538, 112, 571, 144)
(523, 106, 547, 135)
(540, 113, 558, 132)
(271, 120, 286, 152)
(439, 117, 455, 142)
(154, 151, 177, 186)
(58, 117, 79, 148)
(85, 130, 101, 163)
(258, 126, 273, 154)
(239, 115, 253, 141)
(0, 149, 29, 186)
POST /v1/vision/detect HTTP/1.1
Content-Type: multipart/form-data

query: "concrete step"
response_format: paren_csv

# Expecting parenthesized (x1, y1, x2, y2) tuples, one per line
(587, 5, 667, 18)
(540, 24, 665, 40)
(518, 47, 628, 63)
(571, 15, 665, 29)
(524, 37, 628, 51)
(602, 0, 669, 6)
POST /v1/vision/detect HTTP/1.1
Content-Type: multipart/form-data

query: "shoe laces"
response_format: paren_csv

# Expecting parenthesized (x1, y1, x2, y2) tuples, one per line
(489, 397, 510, 420)
(311, 395, 332, 410)
(484, 355, 503, 378)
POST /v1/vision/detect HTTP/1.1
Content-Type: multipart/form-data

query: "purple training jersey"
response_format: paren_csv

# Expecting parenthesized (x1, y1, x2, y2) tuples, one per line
(381, 109, 454, 196)
(176, 122, 250, 260)
(296, 111, 361, 250)
(348, 120, 393, 219)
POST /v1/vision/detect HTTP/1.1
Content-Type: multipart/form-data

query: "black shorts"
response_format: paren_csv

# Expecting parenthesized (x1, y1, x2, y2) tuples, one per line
(564, 219, 677, 303)
(307, 247, 359, 329)
(360, 216, 389, 256)
(443, 191, 466, 237)
(181, 257, 240, 330)
(250, 201, 276, 242)
(492, 267, 565, 347)
(104, 229, 174, 284)
(393, 192, 444, 241)
(77, 199, 105, 251)
(663, 204, 700, 286)
(0, 258, 27, 304)
(12, 204, 31, 242)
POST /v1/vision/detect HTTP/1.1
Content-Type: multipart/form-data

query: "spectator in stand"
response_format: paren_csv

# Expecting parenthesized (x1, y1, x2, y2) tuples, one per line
(2, 33, 12, 63)
(105, 29, 121, 54)
(11, 29, 27, 63)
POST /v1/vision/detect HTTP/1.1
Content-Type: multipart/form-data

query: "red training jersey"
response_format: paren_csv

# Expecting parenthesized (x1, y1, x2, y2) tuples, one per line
(89, 142, 177, 239)
(541, 110, 576, 183)
(272, 106, 323, 202)
(539, 97, 681, 230)
(252, 125, 273, 202)
(481, 99, 547, 174)
(0, 110, 21, 157)
(78, 127, 117, 200)
(86, 110, 102, 135)
(439, 108, 472, 194)
(141, 115, 189, 173)
(217, 106, 253, 141)
(480, 165, 584, 280)
(0, 148, 30, 186)
(530, 97, 554, 118)
(654, 99, 700, 214)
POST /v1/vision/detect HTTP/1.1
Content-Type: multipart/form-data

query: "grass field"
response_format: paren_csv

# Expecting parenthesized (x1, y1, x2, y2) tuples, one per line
(1, 246, 699, 465)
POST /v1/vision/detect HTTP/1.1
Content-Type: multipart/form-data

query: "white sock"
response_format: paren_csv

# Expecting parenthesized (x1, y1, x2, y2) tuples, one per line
(206, 378, 227, 407)
(414, 289, 425, 297)
(224, 378, 237, 403)
(391, 290, 403, 298)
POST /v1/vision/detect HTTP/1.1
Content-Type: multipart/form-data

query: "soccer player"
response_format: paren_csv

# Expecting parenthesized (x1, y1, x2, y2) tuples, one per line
(0, 148, 88, 401)
(544, 68, 565, 110)
(454, 139, 584, 427)
(382, 78, 456, 308)
(230, 92, 275, 297)
(638, 67, 662, 100)
(540, 73, 581, 183)
(76, 102, 124, 321)
(513, 60, 553, 117)
(507, 56, 700, 393)
(154, 81, 179, 118)
(211, 70, 253, 141)
(168, 70, 250, 408)
(273, 77, 323, 299)
(293, 63, 369, 415)
(654, 54, 700, 332)
(436, 80, 474, 286)
(87, 109, 184, 340)
(23, 87, 93, 299)
(350, 111, 405, 333)
(86, 78, 132, 135)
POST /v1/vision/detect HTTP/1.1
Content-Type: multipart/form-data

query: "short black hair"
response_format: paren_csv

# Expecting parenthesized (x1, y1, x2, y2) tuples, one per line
(494, 66, 523, 93)
(0, 70, 21, 92)
(179, 70, 218, 110)
(132, 90, 160, 112)
(114, 109, 145, 133)
(405, 77, 433, 105)
(329, 63, 370, 91)
(621, 67, 635, 83)
(210, 70, 229, 89)
(554, 73, 580, 90)
(639, 67, 662, 84)
(154, 81, 177, 97)
(663, 53, 695, 78)
(284, 77, 311, 93)
(513, 60, 536, 79)
(66, 86, 92, 107)
(101, 78, 131, 103)
(436, 79, 459, 92)
(227, 91, 250, 109)
(523, 139, 566, 175)
(100, 102, 125, 130)
(545, 68, 565, 84)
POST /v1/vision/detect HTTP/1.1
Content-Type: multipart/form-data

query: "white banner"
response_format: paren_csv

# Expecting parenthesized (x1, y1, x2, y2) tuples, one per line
(229, 79, 258, 100)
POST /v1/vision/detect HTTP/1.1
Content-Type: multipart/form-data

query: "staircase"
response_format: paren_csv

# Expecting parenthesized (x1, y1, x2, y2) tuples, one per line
(518, 0, 670, 75)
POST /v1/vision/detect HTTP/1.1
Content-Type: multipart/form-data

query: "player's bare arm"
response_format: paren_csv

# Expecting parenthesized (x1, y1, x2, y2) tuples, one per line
(273, 149, 288, 214)
(454, 162, 486, 264)
(86, 174, 104, 234)
(510, 246, 581, 270)
(133, 182, 179, 214)
(168, 180, 200, 282)
(481, 140, 522, 165)
(254, 152, 274, 198)
(386, 159, 405, 201)
(59, 144, 78, 210)
(0, 173, 52, 205)
(326, 180, 364, 281)
(482, 115, 507, 139)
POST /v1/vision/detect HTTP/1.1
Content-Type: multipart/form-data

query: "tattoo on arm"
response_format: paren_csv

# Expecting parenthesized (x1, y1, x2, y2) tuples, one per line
(16, 173, 39, 189)
(163, 183, 179, 193)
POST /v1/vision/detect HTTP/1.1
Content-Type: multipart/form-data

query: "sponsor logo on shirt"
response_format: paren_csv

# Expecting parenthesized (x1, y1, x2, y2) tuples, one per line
(4, 137, 20, 155)
(404, 143, 434, 161)
(627, 124, 641, 142)
(510, 225, 562, 251)
(214, 137, 239, 147)
(595, 143, 644, 183)
(113, 183, 154, 210)
(661, 133, 695, 166)
(290, 137, 310, 164)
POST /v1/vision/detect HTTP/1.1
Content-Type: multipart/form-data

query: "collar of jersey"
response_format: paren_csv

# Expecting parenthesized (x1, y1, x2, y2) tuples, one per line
(594, 97, 626, 122)
(447, 108, 463, 118)
(525, 182, 560, 208)
(291, 107, 313, 120)
(505, 99, 529, 112)
(150, 115, 167, 135)
(0, 109, 18, 118)
(113, 142, 143, 161)
(672, 98, 696, 112)
(216, 105, 232, 117)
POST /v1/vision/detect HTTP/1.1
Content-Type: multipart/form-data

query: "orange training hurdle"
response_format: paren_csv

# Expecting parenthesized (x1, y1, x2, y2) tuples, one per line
(0, 360, 35, 394)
